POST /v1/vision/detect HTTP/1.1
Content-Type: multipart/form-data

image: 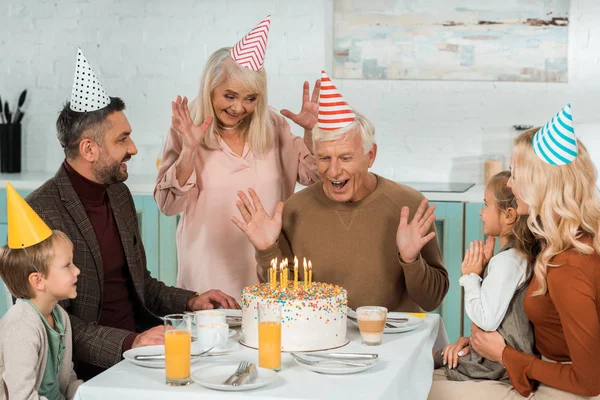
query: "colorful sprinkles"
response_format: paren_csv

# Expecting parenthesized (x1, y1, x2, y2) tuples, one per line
(242, 282, 348, 323)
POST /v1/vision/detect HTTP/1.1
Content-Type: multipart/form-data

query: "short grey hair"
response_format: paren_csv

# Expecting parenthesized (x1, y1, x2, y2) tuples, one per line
(312, 112, 376, 153)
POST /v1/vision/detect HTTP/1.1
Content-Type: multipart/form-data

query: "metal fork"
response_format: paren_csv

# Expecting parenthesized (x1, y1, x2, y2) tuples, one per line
(291, 353, 371, 367)
(223, 361, 249, 385)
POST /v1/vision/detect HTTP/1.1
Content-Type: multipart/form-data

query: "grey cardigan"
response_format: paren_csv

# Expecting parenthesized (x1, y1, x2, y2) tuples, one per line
(0, 300, 82, 399)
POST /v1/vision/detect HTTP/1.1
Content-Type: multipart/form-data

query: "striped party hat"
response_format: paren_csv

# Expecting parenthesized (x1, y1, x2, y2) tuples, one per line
(70, 48, 111, 112)
(231, 15, 271, 71)
(318, 70, 355, 131)
(532, 104, 578, 165)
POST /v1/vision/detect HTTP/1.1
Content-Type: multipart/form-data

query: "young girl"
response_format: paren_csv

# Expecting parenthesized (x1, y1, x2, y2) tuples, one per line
(154, 16, 319, 301)
(0, 185, 82, 400)
(431, 171, 537, 384)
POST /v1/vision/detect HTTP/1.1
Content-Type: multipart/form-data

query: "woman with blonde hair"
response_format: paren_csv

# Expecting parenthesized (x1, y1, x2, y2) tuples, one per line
(154, 16, 319, 301)
(468, 104, 599, 399)
(428, 105, 599, 399)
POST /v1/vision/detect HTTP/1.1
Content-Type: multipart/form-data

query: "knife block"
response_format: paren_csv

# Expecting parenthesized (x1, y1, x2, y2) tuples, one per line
(0, 124, 22, 173)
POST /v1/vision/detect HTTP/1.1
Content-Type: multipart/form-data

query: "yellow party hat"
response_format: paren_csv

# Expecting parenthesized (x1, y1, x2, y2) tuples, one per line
(6, 182, 52, 249)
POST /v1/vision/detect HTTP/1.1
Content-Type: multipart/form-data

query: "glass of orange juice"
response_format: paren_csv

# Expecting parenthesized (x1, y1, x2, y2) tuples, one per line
(164, 314, 193, 386)
(258, 303, 282, 371)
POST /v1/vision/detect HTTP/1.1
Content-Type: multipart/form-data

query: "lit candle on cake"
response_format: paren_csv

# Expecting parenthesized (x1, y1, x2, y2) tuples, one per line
(270, 259, 276, 288)
(279, 262, 284, 290)
(283, 258, 289, 290)
(293, 256, 298, 289)
(303, 257, 308, 286)
(308, 260, 313, 286)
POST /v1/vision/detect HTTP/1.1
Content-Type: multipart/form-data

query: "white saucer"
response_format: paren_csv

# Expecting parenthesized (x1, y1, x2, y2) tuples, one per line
(192, 329, 237, 341)
(292, 353, 378, 374)
(191, 364, 278, 391)
(123, 345, 204, 369)
(347, 310, 425, 334)
(208, 339, 239, 354)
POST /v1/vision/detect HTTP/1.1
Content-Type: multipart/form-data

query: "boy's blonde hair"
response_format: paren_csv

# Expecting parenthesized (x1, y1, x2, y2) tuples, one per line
(191, 47, 274, 156)
(0, 230, 73, 299)
(512, 128, 600, 295)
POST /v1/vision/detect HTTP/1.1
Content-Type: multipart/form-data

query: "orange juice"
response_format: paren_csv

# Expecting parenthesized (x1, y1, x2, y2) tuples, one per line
(258, 321, 281, 370)
(165, 330, 191, 380)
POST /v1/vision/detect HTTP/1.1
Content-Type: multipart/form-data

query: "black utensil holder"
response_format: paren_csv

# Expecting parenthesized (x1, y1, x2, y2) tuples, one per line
(0, 124, 22, 173)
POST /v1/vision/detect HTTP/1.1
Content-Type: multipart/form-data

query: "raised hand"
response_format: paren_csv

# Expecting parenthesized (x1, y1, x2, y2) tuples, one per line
(396, 198, 437, 263)
(280, 80, 321, 130)
(231, 188, 283, 251)
(483, 236, 496, 266)
(171, 95, 213, 151)
(461, 240, 485, 276)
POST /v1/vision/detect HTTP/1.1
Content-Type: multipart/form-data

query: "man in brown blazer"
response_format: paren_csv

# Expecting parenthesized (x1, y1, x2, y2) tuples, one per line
(27, 96, 239, 380)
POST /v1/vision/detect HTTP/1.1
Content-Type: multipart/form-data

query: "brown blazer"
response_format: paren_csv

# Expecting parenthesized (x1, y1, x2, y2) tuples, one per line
(26, 165, 193, 369)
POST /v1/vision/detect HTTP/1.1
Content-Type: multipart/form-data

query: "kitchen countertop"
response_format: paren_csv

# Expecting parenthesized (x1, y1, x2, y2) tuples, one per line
(0, 172, 485, 203)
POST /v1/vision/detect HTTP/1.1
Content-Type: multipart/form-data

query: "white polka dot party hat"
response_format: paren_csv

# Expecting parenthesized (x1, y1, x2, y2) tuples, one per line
(69, 48, 111, 112)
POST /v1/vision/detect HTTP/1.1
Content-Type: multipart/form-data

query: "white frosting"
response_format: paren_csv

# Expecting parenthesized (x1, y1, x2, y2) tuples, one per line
(241, 283, 348, 351)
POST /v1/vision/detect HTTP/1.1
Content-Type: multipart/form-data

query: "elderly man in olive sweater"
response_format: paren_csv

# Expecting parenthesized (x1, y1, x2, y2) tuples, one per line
(232, 110, 449, 312)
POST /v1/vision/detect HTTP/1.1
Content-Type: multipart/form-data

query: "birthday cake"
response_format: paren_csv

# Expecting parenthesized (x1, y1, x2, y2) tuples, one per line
(241, 281, 348, 351)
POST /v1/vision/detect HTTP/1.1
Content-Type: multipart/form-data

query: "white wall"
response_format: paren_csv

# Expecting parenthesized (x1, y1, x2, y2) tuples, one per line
(2, 0, 599, 184)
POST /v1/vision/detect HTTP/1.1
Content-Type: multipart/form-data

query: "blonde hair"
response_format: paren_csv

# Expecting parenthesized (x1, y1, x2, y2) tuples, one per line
(0, 230, 73, 299)
(191, 47, 274, 156)
(487, 171, 539, 267)
(312, 112, 376, 153)
(512, 127, 600, 295)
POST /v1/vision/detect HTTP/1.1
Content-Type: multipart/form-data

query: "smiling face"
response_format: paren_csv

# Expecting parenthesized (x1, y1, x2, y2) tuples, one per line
(315, 129, 377, 203)
(93, 111, 138, 185)
(480, 186, 503, 237)
(211, 78, 258, 128)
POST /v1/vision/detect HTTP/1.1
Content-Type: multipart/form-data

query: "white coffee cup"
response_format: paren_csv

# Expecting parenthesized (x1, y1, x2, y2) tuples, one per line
(195, 310, 226, 325)
(196, 323, 228, 350)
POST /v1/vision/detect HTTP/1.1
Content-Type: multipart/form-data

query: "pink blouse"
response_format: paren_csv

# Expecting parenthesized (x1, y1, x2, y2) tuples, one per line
(154, 108, 319, 302)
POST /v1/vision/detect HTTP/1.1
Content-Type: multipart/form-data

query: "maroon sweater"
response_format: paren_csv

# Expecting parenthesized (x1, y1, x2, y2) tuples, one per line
(64, 161, 138, 351)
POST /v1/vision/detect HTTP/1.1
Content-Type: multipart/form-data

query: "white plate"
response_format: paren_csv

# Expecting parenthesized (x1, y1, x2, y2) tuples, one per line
(123, 339, 239, 368)
(239, 337, 350, 352)
(292, 354, 378, 375)
(347, 310, 425, 334)
(223, 309, 242, 328)
(122, 345, 204, 369)
(191, 364, 279, 391)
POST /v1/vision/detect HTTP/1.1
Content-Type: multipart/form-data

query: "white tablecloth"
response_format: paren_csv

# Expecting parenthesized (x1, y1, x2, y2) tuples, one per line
(74, 315, 448, 400)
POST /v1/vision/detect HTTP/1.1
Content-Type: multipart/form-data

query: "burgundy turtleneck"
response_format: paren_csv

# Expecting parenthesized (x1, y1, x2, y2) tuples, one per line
(63, 161, 138, 352)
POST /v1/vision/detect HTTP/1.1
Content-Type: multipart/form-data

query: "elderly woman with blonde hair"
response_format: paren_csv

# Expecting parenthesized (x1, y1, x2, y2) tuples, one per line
(429, 104, 600, 399)
(154, 17, 319, 302)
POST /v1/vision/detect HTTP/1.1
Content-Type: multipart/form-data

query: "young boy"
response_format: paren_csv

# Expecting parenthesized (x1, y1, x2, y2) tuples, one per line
(0, 183, 82, 399)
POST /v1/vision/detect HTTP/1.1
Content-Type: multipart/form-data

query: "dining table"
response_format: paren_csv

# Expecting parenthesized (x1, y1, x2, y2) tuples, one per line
(74, 314, 449, 400)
